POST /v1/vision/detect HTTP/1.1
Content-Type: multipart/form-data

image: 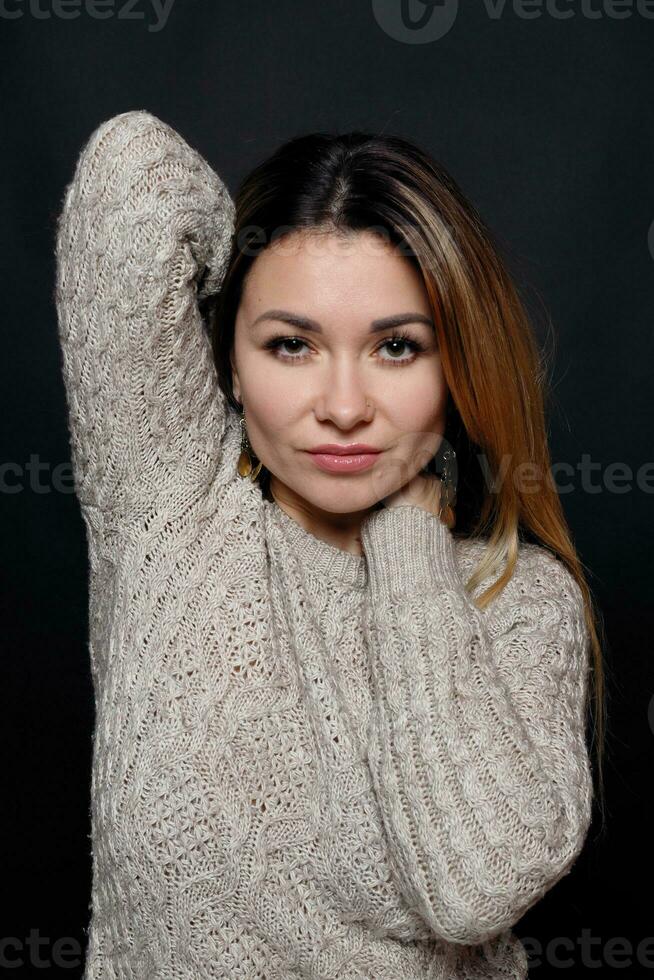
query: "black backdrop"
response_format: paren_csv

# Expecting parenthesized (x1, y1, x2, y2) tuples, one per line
(2, 2, 653, 977)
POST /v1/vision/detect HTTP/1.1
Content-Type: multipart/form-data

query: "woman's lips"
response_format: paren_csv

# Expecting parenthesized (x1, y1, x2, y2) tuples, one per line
(306, 451, 381, 473)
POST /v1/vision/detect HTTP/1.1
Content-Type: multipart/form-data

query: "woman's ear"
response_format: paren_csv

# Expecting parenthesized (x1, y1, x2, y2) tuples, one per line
(230, 353, 241, 404)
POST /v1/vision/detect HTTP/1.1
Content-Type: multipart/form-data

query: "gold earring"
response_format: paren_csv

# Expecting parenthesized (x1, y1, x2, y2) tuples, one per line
(437, 446, 457, 529)
(237, 412, 263, 481)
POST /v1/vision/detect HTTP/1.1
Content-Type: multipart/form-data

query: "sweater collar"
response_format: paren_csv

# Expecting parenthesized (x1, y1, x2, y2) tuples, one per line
(264, 497, 366, 589)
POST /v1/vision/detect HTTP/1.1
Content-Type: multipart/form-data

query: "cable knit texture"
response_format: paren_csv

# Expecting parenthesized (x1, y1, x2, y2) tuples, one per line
(55, 110, 593, 980)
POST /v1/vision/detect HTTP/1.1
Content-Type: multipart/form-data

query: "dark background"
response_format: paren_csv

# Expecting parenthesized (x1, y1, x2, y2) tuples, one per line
(2, 1, 653, 976)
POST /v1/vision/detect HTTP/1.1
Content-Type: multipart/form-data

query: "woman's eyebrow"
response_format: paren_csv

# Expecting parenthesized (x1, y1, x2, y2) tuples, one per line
(250, 310, 435, 333)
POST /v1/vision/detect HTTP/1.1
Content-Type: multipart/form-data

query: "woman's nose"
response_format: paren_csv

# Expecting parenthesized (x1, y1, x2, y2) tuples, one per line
(314, 370, 373, 427)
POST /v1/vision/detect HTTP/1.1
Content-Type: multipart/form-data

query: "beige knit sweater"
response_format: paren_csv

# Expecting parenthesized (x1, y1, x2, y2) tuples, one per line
(55, 110, 593, 980)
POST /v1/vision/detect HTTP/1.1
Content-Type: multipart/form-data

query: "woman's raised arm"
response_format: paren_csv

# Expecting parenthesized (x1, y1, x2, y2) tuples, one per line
(54, 110, 235, 532)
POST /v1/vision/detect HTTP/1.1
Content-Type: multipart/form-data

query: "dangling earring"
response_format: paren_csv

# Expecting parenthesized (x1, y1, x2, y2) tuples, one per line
(437, 445, 457, 529)
(237, 411, 263, 481)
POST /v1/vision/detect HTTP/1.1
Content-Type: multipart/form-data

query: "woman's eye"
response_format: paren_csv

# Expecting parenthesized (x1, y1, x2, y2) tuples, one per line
(376, 336, 424, 363)
(267, 337, 311, 360)
(265, 334, 425, 365)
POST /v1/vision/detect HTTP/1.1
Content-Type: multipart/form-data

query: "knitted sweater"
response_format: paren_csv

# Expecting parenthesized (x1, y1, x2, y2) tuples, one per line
(54, 110, 594, 980)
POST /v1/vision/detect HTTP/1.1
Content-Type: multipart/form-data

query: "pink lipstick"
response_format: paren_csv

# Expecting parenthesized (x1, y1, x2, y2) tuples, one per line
(307, 443, 382, 474)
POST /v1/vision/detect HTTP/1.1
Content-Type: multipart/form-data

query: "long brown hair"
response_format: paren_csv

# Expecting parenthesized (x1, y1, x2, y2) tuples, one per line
(204, 130, 608, 829)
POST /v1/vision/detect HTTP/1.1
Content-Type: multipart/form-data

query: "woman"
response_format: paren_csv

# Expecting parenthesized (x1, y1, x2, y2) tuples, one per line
(55, 110, 605, 979)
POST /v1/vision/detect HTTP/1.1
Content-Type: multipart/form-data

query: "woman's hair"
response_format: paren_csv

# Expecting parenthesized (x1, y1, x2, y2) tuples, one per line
(204, 130, 609, 829)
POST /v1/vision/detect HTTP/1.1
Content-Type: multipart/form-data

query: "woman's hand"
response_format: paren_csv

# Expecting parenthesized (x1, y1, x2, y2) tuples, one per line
(380, 469, 443, 519)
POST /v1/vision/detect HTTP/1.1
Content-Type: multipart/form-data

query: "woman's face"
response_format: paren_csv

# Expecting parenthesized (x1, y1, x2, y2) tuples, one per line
(231, 229, 448, 542)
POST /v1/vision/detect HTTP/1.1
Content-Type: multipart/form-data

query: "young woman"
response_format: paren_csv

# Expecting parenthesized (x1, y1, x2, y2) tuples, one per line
(55, 110, 605, 979)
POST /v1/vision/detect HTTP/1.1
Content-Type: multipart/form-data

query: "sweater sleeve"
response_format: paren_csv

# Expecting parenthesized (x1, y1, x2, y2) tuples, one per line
(359, 504, 593, 947)
(54, 109, 235, 527)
